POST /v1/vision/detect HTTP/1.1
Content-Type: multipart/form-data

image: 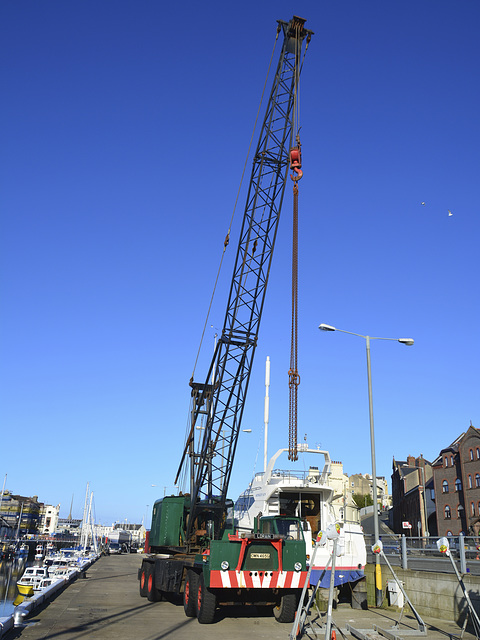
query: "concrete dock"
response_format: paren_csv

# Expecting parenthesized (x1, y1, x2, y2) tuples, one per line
(5, 554, 478, 640)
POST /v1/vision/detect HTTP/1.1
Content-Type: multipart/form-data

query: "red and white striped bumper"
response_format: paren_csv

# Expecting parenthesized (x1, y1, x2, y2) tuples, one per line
(210, 570, 308, 589)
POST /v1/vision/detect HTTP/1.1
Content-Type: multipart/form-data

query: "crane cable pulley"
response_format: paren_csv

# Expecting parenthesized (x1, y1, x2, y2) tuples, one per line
(288, 160, 301, 462)
(288, 20, 303, 462)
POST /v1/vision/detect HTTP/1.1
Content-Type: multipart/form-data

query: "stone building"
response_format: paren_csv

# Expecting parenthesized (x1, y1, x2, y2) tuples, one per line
(391, 455, 436, 536)
(329, 461, 361, 523)
(0, 492, 42, 535)
(349, 472, 390, 509)
(39, 503, 61, 535)
(432, 424, 480, 537)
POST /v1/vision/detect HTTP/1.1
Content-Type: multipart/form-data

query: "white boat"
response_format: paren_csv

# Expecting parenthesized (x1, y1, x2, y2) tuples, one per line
(19, 565, 49, 580)
(32, 576, 61, 591)
(34, 544, 45, 561)
(46, 558, 74, 576)
(234, 443, 366, 590)
(17, 565, 50, 592)
(48, 565, 78, 580)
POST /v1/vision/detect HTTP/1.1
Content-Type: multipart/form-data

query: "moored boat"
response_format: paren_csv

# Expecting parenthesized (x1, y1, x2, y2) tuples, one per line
(16, 565, 50, 593)
(34, 543, 45, 561)
(234, 443, 366, 590)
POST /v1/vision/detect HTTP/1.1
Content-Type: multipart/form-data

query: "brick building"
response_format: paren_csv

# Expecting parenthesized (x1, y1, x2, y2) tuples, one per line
(432, 424, 480, 537)
(391, 455, 435, 536)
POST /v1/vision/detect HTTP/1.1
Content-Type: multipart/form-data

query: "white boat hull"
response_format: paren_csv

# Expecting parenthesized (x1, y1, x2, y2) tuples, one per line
(234, 445, 367, 589)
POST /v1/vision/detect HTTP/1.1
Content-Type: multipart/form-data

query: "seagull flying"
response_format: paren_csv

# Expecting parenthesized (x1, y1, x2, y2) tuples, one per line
(448, 210, 453, 216)
(421, 202, 425, 205)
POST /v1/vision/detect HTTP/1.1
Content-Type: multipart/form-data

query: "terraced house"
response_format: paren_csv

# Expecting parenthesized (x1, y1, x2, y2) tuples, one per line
(432, 423, 480, 538)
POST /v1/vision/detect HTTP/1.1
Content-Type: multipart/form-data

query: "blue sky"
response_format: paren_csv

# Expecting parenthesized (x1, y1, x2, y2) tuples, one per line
(1, 1, 478, 526)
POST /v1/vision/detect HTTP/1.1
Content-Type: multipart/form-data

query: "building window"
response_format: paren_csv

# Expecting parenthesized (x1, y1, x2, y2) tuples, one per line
(457, 505, 463, 518)
(451, 455, 454, 466)
(469, 475, 473, 489)
(442, 480, 449, 494)
(455, 479, 462, 492)
(445, 456, 449, 467)
(477, 448, 480, 460)
(476, 474, 480, 488)
(470, 449, 474, 461)
(445, 505, 451, 519)
(472, 502, 476, 516)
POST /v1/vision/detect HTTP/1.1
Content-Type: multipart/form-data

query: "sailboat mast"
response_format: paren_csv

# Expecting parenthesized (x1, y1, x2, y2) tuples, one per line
(0, 473, 6, 516)
(81, 482, 90, 549)
(86, 491, 95, 551)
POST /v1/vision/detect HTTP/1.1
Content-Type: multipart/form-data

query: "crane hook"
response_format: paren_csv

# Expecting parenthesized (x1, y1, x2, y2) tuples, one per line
(289, 146, 303, 181)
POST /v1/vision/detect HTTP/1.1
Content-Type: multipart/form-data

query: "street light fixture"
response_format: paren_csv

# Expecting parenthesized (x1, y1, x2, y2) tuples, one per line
(318, 322, 414, 607)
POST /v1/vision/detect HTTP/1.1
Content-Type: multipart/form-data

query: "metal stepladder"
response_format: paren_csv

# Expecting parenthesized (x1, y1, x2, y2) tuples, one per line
(290, 524, 342, 640)
(346, 542, 427, 640)
(291, 533, 429, 640)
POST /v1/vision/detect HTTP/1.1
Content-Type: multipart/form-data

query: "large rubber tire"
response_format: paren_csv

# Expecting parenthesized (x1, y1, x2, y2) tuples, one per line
(183, 570, 198, 617)
(273, 592, 299, 623)
(196, 573, 217, 624)
(146, 563, 162, 602)
(139, 562, 149, 597)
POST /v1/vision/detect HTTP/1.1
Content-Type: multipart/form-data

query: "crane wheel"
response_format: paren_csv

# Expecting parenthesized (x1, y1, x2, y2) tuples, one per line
(184, 570, 198, 617)
(196, 573, 216, 624)
(139, 563, 149, 597)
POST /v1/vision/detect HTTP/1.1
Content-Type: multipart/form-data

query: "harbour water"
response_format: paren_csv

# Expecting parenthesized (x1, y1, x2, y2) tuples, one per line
(0, 555, 28, 617)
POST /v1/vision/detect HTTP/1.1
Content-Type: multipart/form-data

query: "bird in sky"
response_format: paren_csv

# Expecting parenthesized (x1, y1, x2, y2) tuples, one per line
(448, 210, 453, 216)
(421, 202, 425, 205)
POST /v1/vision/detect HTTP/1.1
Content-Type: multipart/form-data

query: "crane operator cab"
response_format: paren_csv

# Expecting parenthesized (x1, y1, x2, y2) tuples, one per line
(256, 515, 306, 541)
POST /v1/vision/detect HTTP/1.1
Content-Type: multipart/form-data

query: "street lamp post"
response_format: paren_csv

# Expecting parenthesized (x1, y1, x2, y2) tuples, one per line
(318, 323, 414, 607)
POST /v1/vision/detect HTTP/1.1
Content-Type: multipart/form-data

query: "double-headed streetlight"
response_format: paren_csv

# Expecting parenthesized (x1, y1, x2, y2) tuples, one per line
(318, 323, 414, 607)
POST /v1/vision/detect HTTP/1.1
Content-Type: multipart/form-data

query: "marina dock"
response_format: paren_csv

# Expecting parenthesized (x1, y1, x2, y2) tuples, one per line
(4, 553, 479, 640)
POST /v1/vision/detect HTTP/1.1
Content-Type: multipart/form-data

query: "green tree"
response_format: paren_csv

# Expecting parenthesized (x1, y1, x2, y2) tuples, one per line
(352, 493, 373, 509)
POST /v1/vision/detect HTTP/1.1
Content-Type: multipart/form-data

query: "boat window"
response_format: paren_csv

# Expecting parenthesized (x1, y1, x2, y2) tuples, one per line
(234, 493, 254, 517)
(279, 492, 320, 517)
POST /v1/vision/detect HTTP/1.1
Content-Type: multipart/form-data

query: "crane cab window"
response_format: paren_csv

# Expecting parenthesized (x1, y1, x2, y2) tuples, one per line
(259, 517, 304, 541)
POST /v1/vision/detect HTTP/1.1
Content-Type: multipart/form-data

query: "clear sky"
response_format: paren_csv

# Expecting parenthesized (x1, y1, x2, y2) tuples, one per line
(1, 1, 478, 527)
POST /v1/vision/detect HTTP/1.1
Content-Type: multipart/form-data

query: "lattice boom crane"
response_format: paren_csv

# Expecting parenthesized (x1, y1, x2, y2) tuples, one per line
(176, 15, 312, 545)
(140, 17, 314, 625)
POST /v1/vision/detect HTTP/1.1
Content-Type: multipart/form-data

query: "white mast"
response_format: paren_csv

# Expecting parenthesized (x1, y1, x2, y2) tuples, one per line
(81, 482, 89, 550)
(0, 473, 6, 515)
(86, 491, 97, 554)
(15, 502, 24, 540)
(264, 356, 270, 472)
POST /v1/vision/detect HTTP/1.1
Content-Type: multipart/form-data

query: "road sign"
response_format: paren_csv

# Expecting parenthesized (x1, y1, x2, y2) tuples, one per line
(402, 521, 412, 529)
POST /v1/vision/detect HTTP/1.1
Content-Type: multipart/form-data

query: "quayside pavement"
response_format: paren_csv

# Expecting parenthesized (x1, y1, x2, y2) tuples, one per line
(5, 554, 478, 640)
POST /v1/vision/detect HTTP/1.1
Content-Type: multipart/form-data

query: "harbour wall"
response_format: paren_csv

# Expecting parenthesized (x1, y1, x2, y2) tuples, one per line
(365, 563, 480, 624)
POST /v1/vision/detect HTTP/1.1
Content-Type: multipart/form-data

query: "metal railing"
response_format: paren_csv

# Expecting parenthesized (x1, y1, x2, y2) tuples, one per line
(364, 533, 480, 574)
